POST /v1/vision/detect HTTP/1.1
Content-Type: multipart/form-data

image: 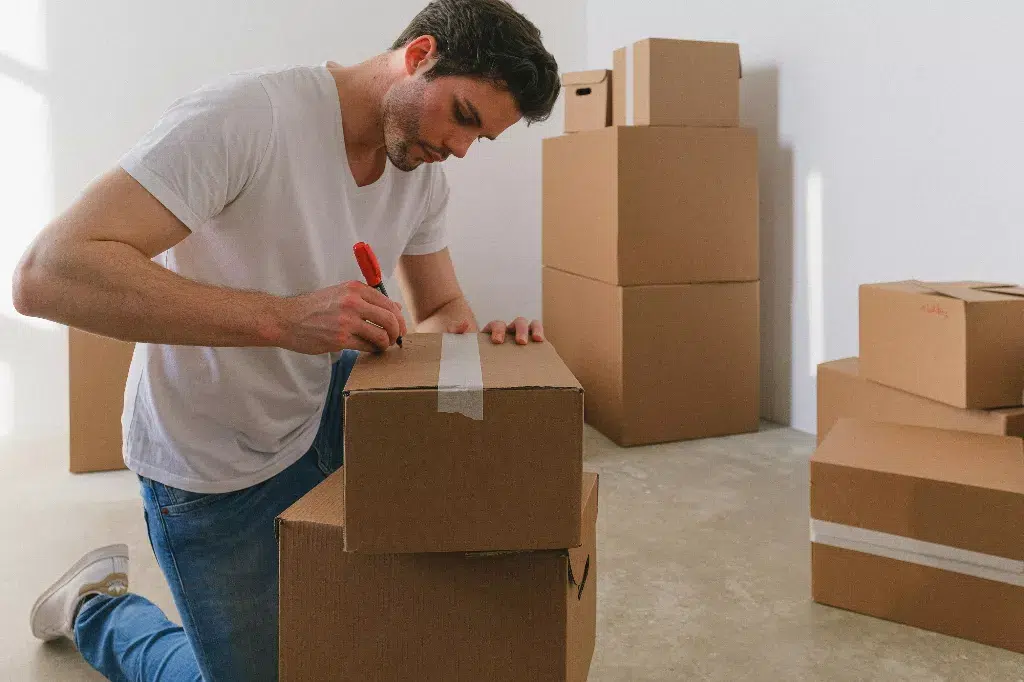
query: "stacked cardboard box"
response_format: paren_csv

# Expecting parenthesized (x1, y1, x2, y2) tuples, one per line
(277, 334, 599, 680)
(69, 328, 133, 473)
(812, 280, 1024, 653)
(543, 38, 759, 447)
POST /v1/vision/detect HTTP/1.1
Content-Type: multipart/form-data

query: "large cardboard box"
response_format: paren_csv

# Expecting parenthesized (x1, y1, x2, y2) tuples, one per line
(69, 328, 133, 473)
(612, 38, 740, 127)
(817, 357, 1024, 445)
(278, 469, 599, 682)
(342, 333, 583, 553)
(543, 267, 759, 446)
(561, 70, 612, 133)
(860, 281, 1024, 409)
(542, 126, 758, 286)
(811, 419, 1024, 654)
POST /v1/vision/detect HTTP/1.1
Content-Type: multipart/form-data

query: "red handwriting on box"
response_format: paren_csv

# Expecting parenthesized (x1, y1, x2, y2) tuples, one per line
(920, 303, 949, 319)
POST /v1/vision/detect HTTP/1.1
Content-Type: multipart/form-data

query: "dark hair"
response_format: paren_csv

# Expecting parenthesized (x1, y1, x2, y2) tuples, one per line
(392, 0, 560, 124)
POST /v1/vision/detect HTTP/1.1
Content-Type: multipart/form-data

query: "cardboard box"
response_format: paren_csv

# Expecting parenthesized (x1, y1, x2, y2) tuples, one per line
(542, 125, 758, 286)
(278, 469, 599, 682)
(562, 69, 612, 133)
(342, 333, 583, 553)
(543, 267, 759, 446)
(612, 38, 740, 127)
(860, 281, 1024, 409)
(810, 419, 1024, 654)
(817, 357, 1024, 445)
(69, 328, 133, 473)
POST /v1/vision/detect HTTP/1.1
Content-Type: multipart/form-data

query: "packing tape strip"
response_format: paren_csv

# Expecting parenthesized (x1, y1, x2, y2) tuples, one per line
(810, 519, 1024, 587)
(624, 43, 634, 126)
(437, 333, 484, 421)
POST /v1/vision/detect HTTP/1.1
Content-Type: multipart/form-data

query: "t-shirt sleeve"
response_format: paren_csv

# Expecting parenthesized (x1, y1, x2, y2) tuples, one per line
(119, 74, 274, 231)
(403, 167, 450, 256)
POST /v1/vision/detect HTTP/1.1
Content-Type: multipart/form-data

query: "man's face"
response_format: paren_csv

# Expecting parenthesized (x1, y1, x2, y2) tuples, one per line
(381, 73, 522, 172)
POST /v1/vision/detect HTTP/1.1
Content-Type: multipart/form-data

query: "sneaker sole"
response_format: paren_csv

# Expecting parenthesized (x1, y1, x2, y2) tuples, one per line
(30, 543, 129, 640)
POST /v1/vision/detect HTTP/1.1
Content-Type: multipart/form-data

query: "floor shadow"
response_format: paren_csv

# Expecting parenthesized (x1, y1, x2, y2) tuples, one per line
(741, 66, 795, 426)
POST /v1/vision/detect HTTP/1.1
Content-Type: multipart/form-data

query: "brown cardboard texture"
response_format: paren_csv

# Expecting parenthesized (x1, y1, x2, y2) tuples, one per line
(342, 333, 583, 553)
(543, 268, 759, 446)
(278, 469, 599, 682)
(562, 70, 612, 133)
(69, 328, 134, 473)
(543, 125, 758, 286)
(612, 38, 740, 127)
(860, 280, 1024, 409)
(817, 357, 1024, 445)
(811, 419, 1024, 653)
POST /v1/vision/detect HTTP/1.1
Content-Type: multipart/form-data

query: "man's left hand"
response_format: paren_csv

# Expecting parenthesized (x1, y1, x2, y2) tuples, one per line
(482, 317, 545, 345)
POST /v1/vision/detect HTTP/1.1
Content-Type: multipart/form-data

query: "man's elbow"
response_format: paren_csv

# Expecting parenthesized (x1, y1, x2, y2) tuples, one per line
(12, 251, 48, 318)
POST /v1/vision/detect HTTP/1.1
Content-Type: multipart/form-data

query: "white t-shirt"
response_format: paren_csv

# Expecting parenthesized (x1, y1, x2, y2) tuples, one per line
(119, 64, 449, 493)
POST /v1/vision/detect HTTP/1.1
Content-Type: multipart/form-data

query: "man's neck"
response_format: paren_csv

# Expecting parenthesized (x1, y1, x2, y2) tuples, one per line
(327, 55, 400, 160)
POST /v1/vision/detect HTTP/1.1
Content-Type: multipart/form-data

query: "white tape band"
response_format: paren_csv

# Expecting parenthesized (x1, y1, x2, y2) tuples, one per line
(810, 519, 1024, 587)
(437, 333, 484, 421)
(624, 43, 634, 125)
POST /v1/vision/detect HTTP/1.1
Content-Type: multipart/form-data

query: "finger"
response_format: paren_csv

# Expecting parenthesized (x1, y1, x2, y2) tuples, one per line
(512, 316, 529, 345)
(348, 296, 400, 345)
(355, 321, 391, 352)
(530, 320, 545, 342)
(343, 335, 379, 354)
(485, 320, 506, 344)
(448, 320, 471, 334)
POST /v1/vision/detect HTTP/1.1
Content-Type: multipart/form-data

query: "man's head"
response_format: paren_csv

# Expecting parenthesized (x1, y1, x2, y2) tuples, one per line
(381, 0, 559, 171)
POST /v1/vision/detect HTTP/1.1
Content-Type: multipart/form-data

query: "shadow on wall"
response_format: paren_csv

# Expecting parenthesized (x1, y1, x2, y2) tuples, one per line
(741, 67, 794, 426)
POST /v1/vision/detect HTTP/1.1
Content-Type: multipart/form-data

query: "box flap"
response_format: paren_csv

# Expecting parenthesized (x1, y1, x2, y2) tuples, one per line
(642, 37, 742, 77)
(277, 467, 346, 533)
(814, 419, 1024, 494)
(561, 69, 609, 87)
(344, 333, 582, 393)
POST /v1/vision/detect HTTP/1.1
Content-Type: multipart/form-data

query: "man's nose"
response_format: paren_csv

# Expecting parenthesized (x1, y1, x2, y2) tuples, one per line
(447, 136, 474, 159)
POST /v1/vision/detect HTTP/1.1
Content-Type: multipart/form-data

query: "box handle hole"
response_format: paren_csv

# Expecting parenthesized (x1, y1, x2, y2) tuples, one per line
(574, 87, 592, 96)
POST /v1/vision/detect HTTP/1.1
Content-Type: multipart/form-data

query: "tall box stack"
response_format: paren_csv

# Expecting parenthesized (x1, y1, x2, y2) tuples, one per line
(544, 38, 759, 446)
(812, 280, 1024, 653)
(278, 334, 599, 680)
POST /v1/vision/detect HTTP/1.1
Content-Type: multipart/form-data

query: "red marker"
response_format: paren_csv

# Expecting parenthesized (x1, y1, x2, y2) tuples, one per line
(353, 241, 402, 348)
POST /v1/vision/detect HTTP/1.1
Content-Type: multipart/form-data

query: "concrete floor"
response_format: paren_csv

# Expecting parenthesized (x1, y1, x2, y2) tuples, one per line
(1, 424, 1021, 681)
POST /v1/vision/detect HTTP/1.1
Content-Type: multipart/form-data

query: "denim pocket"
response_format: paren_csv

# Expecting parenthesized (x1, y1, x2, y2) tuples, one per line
(314, 350, 357, 477)
(149, 479, 238, 517)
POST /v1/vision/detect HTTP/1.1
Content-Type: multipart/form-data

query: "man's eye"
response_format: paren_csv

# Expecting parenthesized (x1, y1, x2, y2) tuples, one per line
(454, 107, 471, 125)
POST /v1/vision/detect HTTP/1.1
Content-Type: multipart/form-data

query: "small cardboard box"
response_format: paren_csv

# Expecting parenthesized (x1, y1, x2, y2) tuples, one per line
(342, 333, 583, 553)
(817, 357, 1024, 445)
(543, 267, 759, 446)
(69, 328, 134, 473)
(278, 469, 599, 682)
(860, 281, 1024, 409)
(612, 38, 741, 127)
(811, 419, 1024, 654)
(562, 69, 612, 133)
(543, 125, 758, 286)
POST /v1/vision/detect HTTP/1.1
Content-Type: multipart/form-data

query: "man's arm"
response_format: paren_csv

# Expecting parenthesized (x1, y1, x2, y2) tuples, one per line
(395, 248, 478, 334)
(13, 168, 404, 353)
(395, 248, 544, 344)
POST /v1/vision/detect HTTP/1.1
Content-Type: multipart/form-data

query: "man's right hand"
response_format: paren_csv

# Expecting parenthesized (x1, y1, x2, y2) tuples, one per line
(279, 281, 407, 354)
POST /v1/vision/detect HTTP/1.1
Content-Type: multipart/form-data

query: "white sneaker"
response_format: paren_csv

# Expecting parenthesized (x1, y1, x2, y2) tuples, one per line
(30, 544, 130, 642)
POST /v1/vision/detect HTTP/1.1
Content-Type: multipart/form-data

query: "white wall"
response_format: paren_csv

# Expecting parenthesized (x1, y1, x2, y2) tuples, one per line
(587, 0, 1024, 432)
(0, 0, 584, 457)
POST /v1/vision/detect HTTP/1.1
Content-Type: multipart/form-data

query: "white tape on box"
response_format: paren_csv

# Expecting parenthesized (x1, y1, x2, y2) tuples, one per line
(810, 519, 1024, 587)
(437, 333, 484, 421)
(624, 43, 634, 126)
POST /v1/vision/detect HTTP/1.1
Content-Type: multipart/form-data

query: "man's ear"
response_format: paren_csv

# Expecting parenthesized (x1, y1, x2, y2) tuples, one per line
(403, 35, 438, 76)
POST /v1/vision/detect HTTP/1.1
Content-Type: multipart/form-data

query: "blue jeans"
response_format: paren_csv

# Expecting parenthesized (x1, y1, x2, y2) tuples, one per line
(74, 351, 357, 682)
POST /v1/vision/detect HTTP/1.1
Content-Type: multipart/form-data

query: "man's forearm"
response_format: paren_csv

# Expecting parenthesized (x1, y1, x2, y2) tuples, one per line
(14, 238, 286, 347)
(414, 295, 478, 333)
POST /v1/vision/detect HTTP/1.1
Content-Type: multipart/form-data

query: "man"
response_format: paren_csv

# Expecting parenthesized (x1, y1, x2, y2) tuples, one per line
(14, 1, 560, 679)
